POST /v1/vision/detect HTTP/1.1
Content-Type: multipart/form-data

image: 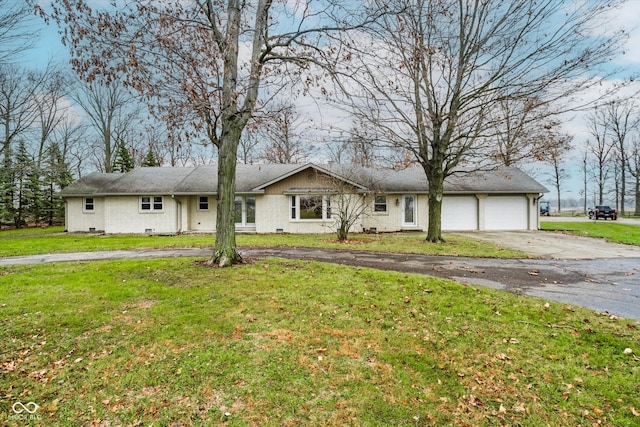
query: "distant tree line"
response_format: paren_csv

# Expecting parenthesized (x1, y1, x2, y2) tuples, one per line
(582, 100, 640, 215)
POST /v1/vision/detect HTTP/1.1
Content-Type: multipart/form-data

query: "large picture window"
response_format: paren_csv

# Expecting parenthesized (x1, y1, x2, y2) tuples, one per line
(291, 195, 331, 220)
(141, 196, 163, 211)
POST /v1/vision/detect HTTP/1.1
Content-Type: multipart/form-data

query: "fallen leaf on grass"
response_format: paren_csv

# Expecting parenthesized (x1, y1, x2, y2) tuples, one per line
(46, 398, 59, 412)
(513, 402, 526, 413)
(1, 360, 19, 372)
(631, 407, 640, 416)
(29, 369, 49, 382)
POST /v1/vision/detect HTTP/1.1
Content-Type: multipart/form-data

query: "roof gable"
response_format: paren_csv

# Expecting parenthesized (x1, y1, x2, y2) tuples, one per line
(252, 163, 369, 192)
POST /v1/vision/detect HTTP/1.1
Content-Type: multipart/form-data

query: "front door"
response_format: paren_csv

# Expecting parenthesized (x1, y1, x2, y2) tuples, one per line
(402, 195, 417, 227)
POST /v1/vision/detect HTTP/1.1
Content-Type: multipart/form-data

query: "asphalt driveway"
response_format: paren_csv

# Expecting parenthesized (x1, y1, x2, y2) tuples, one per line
(2, 229, 639, 320)
(451, 229, 640, 259)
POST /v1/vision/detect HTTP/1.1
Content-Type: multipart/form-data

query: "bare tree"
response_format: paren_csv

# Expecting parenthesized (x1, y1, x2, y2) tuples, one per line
(73, 80, 139, 173)
(339, 0, 628, 242)
(319, 166, 376, 241)
(0, 0, 39, 65)
(628, 136, 640, 215)
(543, 134, 573, 212)
(52, 114, 88, 178)
(44, 0, 381, 266)
(0, 65, 42, 160)
(580, 146, 589, 213)
(33, 67, 70, 168)
(237, 126, 260, 165)
(586, 109, 616, 204)
(489, 97, 566, 167)
(259, 102, 312, 164)
(604, 100, 638, 214)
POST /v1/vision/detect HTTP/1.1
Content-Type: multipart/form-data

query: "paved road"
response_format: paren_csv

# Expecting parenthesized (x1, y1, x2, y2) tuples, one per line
(2, 243, 639, 321)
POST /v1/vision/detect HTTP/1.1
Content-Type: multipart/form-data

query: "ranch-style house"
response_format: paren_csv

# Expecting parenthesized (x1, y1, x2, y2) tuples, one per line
(59, 163, 548, 235)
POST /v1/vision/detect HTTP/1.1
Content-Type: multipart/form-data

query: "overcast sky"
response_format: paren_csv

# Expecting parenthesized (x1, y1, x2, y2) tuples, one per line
(17, 1, 640, 205)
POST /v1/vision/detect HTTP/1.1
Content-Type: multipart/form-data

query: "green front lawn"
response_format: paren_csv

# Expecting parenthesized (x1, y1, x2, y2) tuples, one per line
(0, 226, 526, 258)
(1, 258, 638, 426)
(541, 221, 640, 246)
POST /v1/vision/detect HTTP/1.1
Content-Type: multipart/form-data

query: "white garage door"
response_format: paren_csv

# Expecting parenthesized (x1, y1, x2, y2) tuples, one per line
(485, 196, 528, 230)
(442, 196, 478, 230)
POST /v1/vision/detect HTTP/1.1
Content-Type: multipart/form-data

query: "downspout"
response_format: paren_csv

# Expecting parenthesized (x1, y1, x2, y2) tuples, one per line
(174, 196, 182, 234)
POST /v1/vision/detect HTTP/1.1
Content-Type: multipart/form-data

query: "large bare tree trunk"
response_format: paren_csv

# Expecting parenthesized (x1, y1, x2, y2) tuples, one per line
(209, 124, 243, 267)
(635, 180, 640, 215)
(424, 165, 445, 243)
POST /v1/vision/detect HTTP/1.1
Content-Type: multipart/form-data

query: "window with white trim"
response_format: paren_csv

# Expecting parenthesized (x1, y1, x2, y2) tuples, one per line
(290, 195, 331, 220)
(235, 196, 256, 226)
(141, 196, 163, 211)
(84, 197, 94, 212)
(198, 196, 209, 211)
(374, 195, 387, 213)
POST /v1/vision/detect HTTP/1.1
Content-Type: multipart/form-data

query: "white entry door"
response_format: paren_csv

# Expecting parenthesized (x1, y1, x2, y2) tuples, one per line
(402, 195, 417, 227)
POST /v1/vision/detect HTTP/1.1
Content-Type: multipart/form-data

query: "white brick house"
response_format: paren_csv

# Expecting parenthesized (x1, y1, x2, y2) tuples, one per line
(59, 163, 548, 234)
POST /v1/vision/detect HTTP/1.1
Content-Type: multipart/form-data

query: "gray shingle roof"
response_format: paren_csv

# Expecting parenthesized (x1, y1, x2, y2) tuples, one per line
(57, 172, 123, 196)
(59, 163, 548, 197)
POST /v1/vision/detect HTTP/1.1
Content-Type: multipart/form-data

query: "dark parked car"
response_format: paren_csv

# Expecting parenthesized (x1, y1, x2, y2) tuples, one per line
(588, 205, 617, 220)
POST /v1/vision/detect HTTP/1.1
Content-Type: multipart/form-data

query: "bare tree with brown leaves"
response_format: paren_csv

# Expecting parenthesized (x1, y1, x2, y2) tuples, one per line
(488, 97, 567, 167)
(40, 0, 381, 266)
(338, 0, 629, 243)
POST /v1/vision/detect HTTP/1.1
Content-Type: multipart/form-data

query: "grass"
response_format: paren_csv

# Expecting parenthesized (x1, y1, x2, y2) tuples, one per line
(1, 257, 639, 426)
(0, 226, 526, 258)
(541, 221, 640, 246)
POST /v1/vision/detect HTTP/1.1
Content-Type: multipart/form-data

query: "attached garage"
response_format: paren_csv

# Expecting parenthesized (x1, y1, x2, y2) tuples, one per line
(442, 196, 478, 230)
(484, 196, 529, 230)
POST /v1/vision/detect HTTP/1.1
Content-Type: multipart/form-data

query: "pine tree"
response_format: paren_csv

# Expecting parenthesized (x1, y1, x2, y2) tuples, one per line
(141, 149, 161, 167)
(0, 149, 15, 228)
(25, 164, 44, 226)
(13, 140, 35, 228)
(43, 143, 74, 225)
(112, 140, 135, 172)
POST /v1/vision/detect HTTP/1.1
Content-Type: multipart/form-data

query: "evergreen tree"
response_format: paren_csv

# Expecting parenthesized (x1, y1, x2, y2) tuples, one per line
(12, 140, 34, 228)
(141, 149, 161, 167)
(112, 140, 134, 172)
(43, 143, 74, 225)
(25, 163, 44, 226)
(0, 148, 15, 228)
